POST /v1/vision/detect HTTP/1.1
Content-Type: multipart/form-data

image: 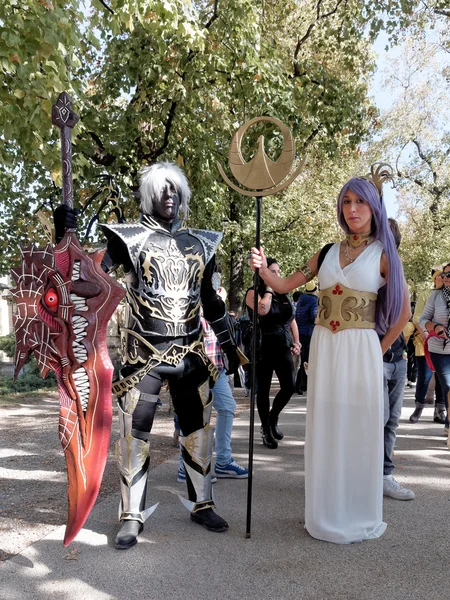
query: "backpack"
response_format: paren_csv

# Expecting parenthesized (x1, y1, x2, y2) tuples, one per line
(318, 243, 333, 271)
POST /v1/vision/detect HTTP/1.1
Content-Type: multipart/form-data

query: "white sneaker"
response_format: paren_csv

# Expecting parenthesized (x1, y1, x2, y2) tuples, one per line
(383, 476, 415, 500)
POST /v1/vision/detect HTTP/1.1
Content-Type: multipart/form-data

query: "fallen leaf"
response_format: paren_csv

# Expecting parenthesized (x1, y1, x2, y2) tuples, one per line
(64, 548, 80, 560)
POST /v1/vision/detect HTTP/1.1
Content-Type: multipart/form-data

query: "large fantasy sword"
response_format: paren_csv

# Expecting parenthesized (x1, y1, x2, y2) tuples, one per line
(10, 92, 125, 546)
(217, 117, 305, 538)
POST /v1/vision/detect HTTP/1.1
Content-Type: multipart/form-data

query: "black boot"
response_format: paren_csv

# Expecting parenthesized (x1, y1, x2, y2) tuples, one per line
(434, 407, 446, 424)
(261, 423, 278, 449)
(190, 508, 229, 532)
(409, 407, 423, 423)
(115, 520, 144, 550)
(269, 412, 284, 440)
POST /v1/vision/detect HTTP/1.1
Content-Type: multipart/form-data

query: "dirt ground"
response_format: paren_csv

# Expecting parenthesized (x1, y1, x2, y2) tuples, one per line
(0, 384, 250, 562)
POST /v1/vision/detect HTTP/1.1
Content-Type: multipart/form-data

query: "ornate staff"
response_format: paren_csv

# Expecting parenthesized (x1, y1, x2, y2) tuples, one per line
(217, 116, 305, 538)
(10, 92, 125, 546)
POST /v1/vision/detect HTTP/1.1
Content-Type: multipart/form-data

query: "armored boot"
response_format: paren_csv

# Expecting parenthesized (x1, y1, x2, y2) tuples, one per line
(115, 389, 158, 550)
(178, 380, 228, 532)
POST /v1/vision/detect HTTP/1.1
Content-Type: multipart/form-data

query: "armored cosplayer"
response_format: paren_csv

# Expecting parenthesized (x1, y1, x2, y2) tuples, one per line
(57, 162, 240, 550)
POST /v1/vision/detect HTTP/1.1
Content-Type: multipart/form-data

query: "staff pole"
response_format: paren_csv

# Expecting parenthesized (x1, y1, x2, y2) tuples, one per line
(245, 194, 261, 539)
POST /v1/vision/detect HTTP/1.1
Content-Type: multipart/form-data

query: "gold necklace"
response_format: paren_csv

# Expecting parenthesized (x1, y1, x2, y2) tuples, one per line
(346, 231, 374, 249)
(344, 241, 357, 262)
(344, 238, 373, 263)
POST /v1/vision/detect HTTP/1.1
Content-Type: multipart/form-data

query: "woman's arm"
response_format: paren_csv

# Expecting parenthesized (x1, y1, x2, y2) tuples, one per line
(290, 319, 301, 355)
(419, 292, 449, 340)
(250, 246, 320, 294)
(245, 288, 273, 316)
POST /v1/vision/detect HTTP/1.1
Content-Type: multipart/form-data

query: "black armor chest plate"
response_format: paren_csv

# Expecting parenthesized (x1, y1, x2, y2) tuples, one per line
(103, 218, 221, 341)
(131, 229, 205, 337)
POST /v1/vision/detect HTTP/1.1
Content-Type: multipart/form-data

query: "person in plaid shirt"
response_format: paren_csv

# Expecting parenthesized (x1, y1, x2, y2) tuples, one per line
(178, 288, 248, 480)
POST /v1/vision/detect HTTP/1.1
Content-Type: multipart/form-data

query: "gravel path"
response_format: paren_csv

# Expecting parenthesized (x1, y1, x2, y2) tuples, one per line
(0, 386, 250, 561)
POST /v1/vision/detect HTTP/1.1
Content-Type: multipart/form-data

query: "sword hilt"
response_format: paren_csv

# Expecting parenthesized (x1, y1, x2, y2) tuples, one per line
(52, 92, 79, 209)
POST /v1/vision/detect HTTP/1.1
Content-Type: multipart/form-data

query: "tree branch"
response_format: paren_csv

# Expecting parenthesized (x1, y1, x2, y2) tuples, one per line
(266, 206, 326, 236)
(412, 138, 438, 185)
(81, 131, 116, 167)
(293, 0, 345, 75)
(152, 101, 178, 159)
(97, 0, 114, 15)
(204, 0, 219, 29)
(434, 8, 450, 17)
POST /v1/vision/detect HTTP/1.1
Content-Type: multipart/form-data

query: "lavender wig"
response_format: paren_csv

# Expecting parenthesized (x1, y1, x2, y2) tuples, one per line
(337, 177, 404, 333)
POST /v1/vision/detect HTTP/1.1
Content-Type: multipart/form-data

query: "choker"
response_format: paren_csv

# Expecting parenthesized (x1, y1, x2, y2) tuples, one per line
(345, 232, 374, 249)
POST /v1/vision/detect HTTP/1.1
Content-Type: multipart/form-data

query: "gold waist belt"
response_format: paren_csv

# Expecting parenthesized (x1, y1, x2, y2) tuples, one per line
(316, 284, 377, 334)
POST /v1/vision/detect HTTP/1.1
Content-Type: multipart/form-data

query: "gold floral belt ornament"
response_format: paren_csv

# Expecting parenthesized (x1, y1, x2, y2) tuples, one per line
(316, 284, 377, 333)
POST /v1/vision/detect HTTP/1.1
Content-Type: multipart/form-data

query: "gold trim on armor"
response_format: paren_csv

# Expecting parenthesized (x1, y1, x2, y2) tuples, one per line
(198, 380, 210, 407)
(191, 500, 216, 513)
(298, 264, 314, 283)
(316, 283, 377, 334)
(182, 424, 213, 470)
(113, 337, 219, 397)
(115, 435, 149, 487)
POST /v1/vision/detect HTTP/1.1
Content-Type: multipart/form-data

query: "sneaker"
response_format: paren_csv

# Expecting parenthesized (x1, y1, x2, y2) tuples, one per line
(215, 460, 248, 479)
(383, 476, 415, 500)
(177, 467, 217, 483)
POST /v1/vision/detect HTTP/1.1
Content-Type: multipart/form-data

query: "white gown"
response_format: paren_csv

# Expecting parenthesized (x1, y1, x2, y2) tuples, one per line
(304, 240, 387, 544)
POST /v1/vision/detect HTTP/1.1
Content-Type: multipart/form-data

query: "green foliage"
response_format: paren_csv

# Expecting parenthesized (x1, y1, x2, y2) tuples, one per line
(366, 23, 450, 293)
(2, 0, 446, 308)
(0, 332, 15, 358)
(0, 333, 57, 394)
(0, 356, 57, 396)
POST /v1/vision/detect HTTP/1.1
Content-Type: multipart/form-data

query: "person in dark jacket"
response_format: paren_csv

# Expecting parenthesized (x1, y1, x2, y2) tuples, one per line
(382, 218, 415, 500)
(245, 258, 300, 449)
(295, 281, 318, 394)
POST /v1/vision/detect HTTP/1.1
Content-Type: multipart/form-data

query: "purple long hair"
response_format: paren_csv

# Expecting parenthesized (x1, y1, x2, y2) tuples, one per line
(337, 177, 404, 333)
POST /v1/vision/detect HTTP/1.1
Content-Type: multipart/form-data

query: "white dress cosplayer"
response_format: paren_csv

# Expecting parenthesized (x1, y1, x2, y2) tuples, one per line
(304, 240, 387, 543)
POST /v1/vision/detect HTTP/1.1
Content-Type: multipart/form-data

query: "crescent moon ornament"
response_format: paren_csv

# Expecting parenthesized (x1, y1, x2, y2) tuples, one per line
(217, 116, 306, 197)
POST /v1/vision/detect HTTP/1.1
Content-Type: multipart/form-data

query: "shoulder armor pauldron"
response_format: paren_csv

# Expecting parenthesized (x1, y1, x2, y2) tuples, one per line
(102, 223, 149, 271)
(187, 229, 222, 265)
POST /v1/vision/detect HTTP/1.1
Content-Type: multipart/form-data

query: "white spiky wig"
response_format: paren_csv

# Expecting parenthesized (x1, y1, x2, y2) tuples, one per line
(139, 161, 191, 217)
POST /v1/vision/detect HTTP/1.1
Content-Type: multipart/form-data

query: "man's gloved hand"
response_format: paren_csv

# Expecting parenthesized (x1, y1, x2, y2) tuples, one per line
(222, 344, 241, 375)
(54, 205, 79, 242)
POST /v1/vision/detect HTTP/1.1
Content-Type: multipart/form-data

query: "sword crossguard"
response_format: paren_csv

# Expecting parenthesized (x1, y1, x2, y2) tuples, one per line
(52, 92, 79, 130)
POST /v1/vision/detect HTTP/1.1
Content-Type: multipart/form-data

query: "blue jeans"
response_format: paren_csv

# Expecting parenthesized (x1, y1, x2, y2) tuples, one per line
(414, 356, 444, 408)
(383, 359, 407, 476)
(174, 369, 236, 466)
(429, 353, 450, 427)
(211, 369, 236, 466)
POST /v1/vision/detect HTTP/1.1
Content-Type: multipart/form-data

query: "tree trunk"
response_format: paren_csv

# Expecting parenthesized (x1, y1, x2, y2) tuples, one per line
(228, 200, 245, 314)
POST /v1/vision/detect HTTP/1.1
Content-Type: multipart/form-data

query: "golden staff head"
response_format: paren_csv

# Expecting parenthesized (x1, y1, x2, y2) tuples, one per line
(217, 116, 306, 197)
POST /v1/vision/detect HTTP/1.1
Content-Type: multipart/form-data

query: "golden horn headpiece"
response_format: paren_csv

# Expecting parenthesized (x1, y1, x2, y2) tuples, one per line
(363, 162, 395, 198)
